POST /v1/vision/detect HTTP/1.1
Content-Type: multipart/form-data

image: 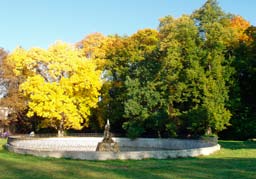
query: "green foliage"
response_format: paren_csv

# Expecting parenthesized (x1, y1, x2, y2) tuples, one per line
(182, 107, 208, 136)
(192, 1, 233, 133)
(121, 29, 172, 138)
(159, 1, 233, 136)
(99, 1, 238, 138)
(220, 25, 256, 139)
(1, 0, 255, 139)
(102, 29, 171, 137)
(123, 76, 169, 137)
(122, 121, 145, 139)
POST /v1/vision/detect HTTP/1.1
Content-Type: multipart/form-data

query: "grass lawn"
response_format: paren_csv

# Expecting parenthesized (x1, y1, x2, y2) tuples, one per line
(0, 139, 255, 179)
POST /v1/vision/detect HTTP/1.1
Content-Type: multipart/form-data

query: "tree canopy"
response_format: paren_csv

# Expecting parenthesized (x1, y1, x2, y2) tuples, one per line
(6, 42, 102, 136)
(0, 0, 255, 139)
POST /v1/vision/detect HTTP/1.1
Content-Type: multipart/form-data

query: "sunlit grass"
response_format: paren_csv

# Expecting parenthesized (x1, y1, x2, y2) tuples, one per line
(0, 139, 255, 179)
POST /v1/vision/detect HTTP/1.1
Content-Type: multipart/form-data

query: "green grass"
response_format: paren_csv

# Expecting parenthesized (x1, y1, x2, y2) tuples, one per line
(0, 139, 255, 179)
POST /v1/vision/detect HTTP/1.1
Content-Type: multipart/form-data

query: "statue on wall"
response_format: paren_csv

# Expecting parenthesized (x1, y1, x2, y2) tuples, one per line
(102, 119, 114, 143)
(96, 119, 119, 152)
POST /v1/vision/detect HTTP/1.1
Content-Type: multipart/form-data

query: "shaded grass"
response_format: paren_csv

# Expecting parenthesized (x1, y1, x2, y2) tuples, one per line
(0, 139, 255, 179)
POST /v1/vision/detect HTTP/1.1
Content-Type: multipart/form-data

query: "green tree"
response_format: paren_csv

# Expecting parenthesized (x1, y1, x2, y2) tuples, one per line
(159, 0, 232, 136)
(191, 0, 232, 135)
(159, 15, 208, 136)
(102, 35, 130, 132)
(122, 29, 172, 138)
(123, 56, 169, 138)
(101, 29, 170, 137)
(222, 26, 256, 139)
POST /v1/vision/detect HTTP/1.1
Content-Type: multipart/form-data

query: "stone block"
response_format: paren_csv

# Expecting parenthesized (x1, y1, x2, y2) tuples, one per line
(96, 142, 119, 152)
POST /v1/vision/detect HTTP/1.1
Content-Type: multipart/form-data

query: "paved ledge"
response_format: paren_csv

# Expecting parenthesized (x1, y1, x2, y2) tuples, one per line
(6, 136, 220, 160)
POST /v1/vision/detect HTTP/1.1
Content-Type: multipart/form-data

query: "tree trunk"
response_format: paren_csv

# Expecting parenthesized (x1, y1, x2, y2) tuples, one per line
(57, 117, 64, 137)
(205, 126, 212, 135)
(58, 129, 64, 137)
(157, 130, 161, 138)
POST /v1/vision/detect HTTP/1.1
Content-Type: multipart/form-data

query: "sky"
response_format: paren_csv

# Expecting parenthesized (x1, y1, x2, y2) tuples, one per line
(1, 0, 255, 51)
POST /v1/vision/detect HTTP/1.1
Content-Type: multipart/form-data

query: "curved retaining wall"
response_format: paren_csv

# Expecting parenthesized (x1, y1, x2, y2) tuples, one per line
(6, 136, 220, 160)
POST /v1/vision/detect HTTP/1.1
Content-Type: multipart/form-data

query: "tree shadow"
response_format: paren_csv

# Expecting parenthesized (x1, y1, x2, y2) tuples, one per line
(0, 138, 256, 179)
(0, 155, 255, 179)
(218, 140, 256, 150)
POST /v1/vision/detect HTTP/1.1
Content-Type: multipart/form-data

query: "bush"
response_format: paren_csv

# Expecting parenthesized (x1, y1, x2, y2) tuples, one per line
(122, 121, 144, 139)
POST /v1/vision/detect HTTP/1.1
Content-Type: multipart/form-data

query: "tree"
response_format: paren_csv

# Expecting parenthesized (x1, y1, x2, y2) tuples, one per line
(192, 0, 232, 135)
(159, 15, 208, 136)
(123, 62, 168, 138)
(230, 16, 251, 44)
(76, 33, 108, 73)
(77, 32, 107, 59)
(158, 0, 232, 136)
(0, 48, 28, 133)
(222, 25, 256, 139)
(0, 48, 8, 99)
(7, 42, 102, 136)
(98, 29, 170, 137)
(100, 34, 134, 133)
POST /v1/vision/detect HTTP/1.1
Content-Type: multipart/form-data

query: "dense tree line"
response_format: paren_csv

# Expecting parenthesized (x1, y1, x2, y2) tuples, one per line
(0, 0, 255, 139)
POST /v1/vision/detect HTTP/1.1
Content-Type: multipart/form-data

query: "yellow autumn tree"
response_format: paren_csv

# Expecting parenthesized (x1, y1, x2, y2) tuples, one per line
(76, 32, 108, 71)
(76, 32, 106, 59)
(230, 16, 251, 44)
(7, 41, 102, 136)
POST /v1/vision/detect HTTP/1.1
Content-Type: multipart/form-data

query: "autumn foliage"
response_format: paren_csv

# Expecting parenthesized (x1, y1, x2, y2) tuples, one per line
(0, 0, 255, 139)
(6, 42, 102, 136)
(230, 16, 251, 43)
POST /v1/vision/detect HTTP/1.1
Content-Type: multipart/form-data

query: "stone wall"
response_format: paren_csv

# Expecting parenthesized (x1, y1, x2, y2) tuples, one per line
(6, 136, 220, 160)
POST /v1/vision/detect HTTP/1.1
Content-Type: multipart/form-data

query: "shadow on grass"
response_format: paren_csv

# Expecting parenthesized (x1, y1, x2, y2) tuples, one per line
(219, 140, 256, 150)
(0, 154, 255, 179)
(0, 139, 255, 179)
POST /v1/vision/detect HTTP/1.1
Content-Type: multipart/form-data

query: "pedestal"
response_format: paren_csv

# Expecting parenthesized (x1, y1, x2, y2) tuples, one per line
(96, 142, 119, 152)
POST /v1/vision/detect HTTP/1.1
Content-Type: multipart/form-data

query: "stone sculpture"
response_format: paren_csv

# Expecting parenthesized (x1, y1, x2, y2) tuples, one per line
(96, 119, 119, 152)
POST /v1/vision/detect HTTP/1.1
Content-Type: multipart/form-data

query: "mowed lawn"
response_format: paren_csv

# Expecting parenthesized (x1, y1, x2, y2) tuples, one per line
(0, 139, 255, 179)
